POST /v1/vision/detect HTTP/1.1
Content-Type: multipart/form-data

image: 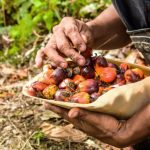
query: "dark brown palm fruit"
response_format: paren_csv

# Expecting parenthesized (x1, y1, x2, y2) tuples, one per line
(91, 56, 97, 65)
(50, 68, 67, 85)
(68, 61, 77, 68)
(81, 66, 95, 79)
(42, 84, 58, 99)
(81, 47, 92, 58)
(32, 81, 48, 91)
(78, 79, 99, 94)
(59, 78, 76, 91)
(115, 74, 126, 85)
(65, 67, 73, 78)
(55, 89, 72, 102)
(73, 66, 81, 75)
(90, 92, 101, 102)
(124, 69, 141, 83)
(108, 62, 121, 74)
(84, 57, 93, 67)
(96, 56, 108, 67)
(71, 92, 90, 104)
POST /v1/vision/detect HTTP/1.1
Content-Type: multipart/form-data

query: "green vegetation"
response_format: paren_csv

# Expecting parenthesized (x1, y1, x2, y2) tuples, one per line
(0, 0, 111, 65)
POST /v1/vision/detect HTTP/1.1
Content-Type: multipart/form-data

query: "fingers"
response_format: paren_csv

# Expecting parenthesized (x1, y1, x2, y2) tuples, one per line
(68, 108, 119, 131)
(44, 103, 70, 120)
(61, 17, 86, 52)
(43, 36, 68, 68)
(35, 48, 45, 68)
(53, 25, 86, 66)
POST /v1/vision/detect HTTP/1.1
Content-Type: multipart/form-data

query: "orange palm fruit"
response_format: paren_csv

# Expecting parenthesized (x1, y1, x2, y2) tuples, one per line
(42, 84, 58, 99)
(73, 75, 85, 85)
(32, 81, 48, 91)
(99, 67, 117, 83)
(71, 92, 90, 104)
(132, 68, 144, 79)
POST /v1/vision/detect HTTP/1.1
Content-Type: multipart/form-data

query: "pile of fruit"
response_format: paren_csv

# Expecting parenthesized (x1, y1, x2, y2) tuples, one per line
(26, 56, 145, 104)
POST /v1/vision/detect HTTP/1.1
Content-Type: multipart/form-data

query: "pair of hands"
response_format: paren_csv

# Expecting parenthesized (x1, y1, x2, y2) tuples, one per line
(35, 17, 150, 148)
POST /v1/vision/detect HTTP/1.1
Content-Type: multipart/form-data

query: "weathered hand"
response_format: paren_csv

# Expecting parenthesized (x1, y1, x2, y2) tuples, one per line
(35, 17, 94, 68)
(45, 103, 150, 148)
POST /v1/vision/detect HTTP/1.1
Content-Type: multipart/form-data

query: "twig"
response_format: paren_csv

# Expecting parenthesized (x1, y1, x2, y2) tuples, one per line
(7, 116, 34, 150)
(20, 132, 36, 150)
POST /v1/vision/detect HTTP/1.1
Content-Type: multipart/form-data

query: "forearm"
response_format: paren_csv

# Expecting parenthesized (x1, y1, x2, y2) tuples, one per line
(87, 5, 131, 50)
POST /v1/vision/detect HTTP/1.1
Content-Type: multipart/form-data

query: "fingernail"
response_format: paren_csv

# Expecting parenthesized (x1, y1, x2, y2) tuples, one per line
(78, 58, 85, 66)
(69, 111, 79, 118)
(60, 62, 67, 68)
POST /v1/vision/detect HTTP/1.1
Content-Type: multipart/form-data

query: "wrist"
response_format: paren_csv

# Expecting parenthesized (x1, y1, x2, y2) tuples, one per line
(86, 20, 108, 49)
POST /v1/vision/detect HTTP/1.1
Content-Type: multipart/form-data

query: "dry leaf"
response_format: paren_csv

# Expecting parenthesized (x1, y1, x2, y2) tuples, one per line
(40, 122, 87, 142)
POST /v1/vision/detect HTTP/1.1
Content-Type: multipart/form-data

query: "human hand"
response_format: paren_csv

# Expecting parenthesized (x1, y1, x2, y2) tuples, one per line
(35, 17, 94, 68)
(45, 103, 150, 148)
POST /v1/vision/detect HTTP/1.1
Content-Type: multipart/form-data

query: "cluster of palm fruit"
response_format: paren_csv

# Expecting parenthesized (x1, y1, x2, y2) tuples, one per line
(27, 56, 145, 104)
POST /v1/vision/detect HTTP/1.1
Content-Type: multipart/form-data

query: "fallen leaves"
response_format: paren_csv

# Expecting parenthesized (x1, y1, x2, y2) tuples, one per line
(40, 122, 87, 142)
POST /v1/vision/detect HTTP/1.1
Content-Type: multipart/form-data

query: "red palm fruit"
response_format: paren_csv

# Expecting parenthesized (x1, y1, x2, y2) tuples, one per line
(42, 84, 58, 99)
(71, 92, 90, 104)
(100, 67, 117, 83)
(90, 92, 101, 102)
(32, 81, 48, 91)
(98, 86, 104, 94)
(132, 68, 144, 79)
(95, 56, 108, 67)
(59, 78, 76, 91)
(73, 75, 85, 84)
(81, 66, 95, 79)
(120, 63, 129, 73)
(50, 68, 67, 85)
(27, 86, 36, 96)
(55, 89, 72, 102)
(115, 74, 126, 85)
(78, 79, 98, 94)
(124, 69, 140, 83)
(84, 57, 93, 67)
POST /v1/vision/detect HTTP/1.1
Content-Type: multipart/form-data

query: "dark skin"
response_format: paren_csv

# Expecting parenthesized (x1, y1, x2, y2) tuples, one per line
(35, 5, 150, 148)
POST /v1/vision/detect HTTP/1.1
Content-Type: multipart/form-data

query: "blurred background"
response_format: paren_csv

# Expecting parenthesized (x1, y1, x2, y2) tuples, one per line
(0, 0, 111, 66)
(0, 0, 144, 150)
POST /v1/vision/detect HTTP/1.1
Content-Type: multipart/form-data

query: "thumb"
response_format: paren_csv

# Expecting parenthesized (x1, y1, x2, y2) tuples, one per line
(68, 108, 119, 130)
